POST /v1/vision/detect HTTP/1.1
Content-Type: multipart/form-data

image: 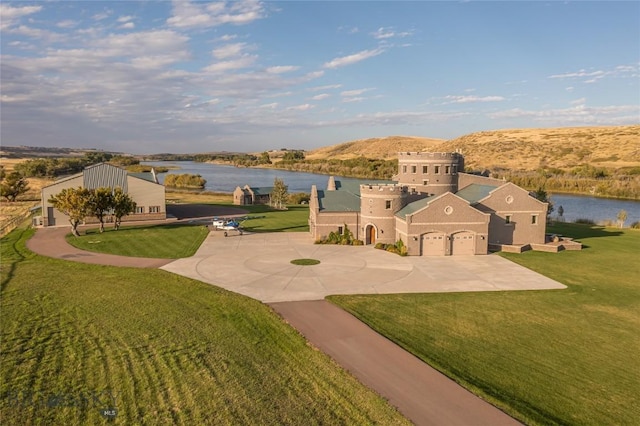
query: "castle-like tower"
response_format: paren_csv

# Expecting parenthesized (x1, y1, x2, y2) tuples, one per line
(396, 152, 464, 196)
(360, 183, 408, 244)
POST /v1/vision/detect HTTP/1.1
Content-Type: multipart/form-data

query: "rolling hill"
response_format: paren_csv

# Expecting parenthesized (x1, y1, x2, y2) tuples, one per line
(305, 125, 640, 172)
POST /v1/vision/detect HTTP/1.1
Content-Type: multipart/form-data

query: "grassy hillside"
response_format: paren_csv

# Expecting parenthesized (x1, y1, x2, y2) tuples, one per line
(436, 125, 640, 171)
(304, 126, 639, 172)
(305, 136, 444, 160)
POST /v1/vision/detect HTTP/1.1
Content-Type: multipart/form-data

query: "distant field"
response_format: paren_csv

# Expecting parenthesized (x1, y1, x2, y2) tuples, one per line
(330, 223, 640, 426)
(1, 226, 409, 425)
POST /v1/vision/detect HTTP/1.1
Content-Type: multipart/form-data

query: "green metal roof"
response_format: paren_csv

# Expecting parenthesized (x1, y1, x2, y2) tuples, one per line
(455, 184, 499, 204)
(250, 186, 274, 195)
(395, 195, 436, 219)
(318, 189, 361, 211)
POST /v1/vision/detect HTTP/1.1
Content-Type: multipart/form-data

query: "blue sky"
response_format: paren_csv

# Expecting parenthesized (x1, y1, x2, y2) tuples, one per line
(1, 1, 638, 154)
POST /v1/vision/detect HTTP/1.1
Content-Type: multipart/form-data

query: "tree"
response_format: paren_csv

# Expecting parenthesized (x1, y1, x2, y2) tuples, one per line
(49, 187, 93, 236)
(89, 187, 114, 233)
(259, 151, 272, 165)
(111, 187, 136, 230)
(617, 209, 627, 228)
(0, 171, 30, 202)
(270, 177, 288, 210)
(532, 187, 554, 219)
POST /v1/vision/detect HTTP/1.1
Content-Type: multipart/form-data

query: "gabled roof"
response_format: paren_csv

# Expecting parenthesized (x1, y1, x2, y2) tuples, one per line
(128, 172, 156, 183)
(395, 195, 436, 219)
(455, 184, 500, 204)
(249, 186, 274, 195)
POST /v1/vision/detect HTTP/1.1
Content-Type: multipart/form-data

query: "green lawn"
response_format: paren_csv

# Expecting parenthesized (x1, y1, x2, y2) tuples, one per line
(66, 224, 209, 258)
(330, 223, 640, 426)
(1, 226, 409, 425)
(237, 205, 310, 233)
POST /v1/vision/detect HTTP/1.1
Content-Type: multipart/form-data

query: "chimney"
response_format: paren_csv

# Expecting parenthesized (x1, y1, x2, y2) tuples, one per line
(327, 176, 336, 191)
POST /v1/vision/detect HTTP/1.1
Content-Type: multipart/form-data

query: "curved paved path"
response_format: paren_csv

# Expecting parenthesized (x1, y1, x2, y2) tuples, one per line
(26, 226, 173, 268)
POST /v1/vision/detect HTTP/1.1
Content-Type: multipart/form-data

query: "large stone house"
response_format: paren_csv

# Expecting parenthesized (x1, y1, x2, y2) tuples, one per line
(41, 163, 166, 227)
(309, 152, 548, 255)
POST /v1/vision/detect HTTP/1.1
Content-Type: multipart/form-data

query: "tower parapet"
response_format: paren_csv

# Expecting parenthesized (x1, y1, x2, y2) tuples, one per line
(396, 151, 464, 196)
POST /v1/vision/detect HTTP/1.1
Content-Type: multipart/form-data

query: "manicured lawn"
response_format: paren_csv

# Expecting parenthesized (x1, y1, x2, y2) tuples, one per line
(66, 224, 209, 258)
(330, 223, 640, 426)
(0, 226, 409, 425)
(240, 205, 309, 233)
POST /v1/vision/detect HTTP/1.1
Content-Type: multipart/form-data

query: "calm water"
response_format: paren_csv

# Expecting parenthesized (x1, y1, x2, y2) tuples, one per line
(143, 161, 640, 225)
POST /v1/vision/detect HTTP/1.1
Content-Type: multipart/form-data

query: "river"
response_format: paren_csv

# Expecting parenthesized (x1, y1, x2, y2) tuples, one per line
(143, 161, 640, 225)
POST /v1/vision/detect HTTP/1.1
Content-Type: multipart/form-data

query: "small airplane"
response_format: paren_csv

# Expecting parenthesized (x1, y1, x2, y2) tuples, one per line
(212, 218, 243, 236)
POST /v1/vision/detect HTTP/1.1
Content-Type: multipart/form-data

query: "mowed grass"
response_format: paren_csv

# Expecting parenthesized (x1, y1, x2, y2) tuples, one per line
(240, 205, 309, 233)
(66, 224, 209, 258)
(330, 223, 640, 426)
(0, 226, 409, 425)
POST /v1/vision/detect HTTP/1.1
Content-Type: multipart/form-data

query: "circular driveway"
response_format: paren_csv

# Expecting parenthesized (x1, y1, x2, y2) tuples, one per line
(161, 232, 565, 303)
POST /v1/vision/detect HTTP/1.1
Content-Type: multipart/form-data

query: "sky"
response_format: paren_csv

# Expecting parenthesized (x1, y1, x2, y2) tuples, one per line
(1, 1, 639, 154)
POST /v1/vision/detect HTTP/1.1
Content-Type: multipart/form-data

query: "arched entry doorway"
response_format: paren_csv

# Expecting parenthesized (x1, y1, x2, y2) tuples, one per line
(365, 225, 377, 245)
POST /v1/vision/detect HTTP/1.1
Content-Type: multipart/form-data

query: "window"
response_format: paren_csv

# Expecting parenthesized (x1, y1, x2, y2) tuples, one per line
(422, 165, 428, 174)
(434, 165, 440, 174)
(402, 165, 407, 173)
(385, 200, 392, 209)
(338, 226, 343, 235)
(505, 215, 512, 224)
(445, 165, 451, 174)
(411, 165, 417, 174)
(149, 206, 161, 213)
(135, 206, 145, 214)
(531, 215, 538, 225)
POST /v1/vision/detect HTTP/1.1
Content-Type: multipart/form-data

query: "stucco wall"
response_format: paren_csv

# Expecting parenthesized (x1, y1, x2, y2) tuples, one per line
(475, 183, 547, 245)
(398, 193, 490, 255)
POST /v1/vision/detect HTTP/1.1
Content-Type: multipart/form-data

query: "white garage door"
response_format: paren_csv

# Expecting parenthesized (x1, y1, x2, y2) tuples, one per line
(451, 232, 475, 255)
(422, 233, 446, 256)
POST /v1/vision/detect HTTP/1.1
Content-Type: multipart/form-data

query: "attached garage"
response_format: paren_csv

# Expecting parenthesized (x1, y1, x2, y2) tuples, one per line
(451, 231, 475, 255)
(421, 232, 446, 256)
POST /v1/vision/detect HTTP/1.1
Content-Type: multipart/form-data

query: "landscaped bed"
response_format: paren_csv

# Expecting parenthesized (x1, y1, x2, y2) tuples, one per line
(1, 226, 409, 425)
(329, 223, 640, 425)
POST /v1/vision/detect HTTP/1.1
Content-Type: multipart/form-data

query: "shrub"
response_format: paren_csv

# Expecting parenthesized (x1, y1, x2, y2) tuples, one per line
(375, 243, 387, 250)
(574, 218, 596, 225)
(352, 239, 364, 246)
(630, 221, 640, 229)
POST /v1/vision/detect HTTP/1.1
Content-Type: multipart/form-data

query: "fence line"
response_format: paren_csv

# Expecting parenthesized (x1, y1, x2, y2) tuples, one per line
(0, 209, 34, 238)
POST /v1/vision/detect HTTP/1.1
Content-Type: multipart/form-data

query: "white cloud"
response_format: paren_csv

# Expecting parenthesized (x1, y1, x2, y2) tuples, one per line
(323, 48, 384, 69)
(443, 95, 505, 104)
(570, 98, 586, 106)
(212, 42, 249, 59)
(260, 102, 278, 109)
(548, 64, 638, 84)
(167, 0, 266, 29)
(309, 84, 342, 91)
(204, 56, 257, 73)
(342, 97, 365, 103)
(119, 22, 135, 30)
(488, 104, 640, 125)
(56, 20, 78, 29)
(0, 4, 42, 29)
(340, 88, 374, 97)
(266, 65, 300, 74)
(371, 27, 412, 40)
(92, 10, 112, 21)
(286, 104, 314, 111)
(310, 93, 330, 101)
(117, 15, 134, 23)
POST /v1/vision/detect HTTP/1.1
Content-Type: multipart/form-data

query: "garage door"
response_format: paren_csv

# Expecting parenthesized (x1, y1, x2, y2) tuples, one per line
(451, 232, 475, 255)
(422, 233, 446, 256)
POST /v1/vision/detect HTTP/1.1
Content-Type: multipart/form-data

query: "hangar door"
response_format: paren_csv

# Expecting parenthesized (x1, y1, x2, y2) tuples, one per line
(421, 232, 446, 256)
(451, 232, 475, 255)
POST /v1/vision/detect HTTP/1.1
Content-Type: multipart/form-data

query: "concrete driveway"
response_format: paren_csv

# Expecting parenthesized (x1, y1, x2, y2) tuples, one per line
(161, 232, 565, 303)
